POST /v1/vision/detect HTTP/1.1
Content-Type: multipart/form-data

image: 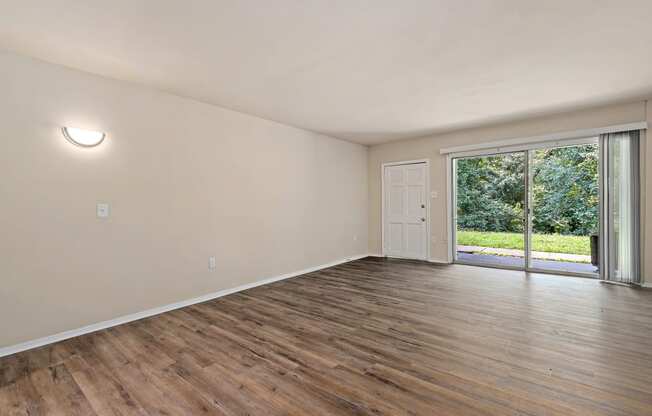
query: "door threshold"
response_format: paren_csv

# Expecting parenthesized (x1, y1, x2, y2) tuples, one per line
(383, 255, 429, 262)
(526, 267, 598, 279)
(454, 260, 524, 272)
(600, 280, 634, 287)
(453, 260, 599, 279)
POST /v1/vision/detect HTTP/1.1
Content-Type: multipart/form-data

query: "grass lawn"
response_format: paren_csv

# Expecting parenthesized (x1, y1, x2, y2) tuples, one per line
(457, 230, 591, 255)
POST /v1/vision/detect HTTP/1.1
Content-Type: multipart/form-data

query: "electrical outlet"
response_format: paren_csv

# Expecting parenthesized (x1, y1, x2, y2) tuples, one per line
(208, 256, 216, 271)
(353, 234, 358, 241)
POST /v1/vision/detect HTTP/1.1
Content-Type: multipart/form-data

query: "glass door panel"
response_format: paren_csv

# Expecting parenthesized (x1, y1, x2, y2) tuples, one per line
(528, 143, 599, 275)
(454, 152, 526, 269)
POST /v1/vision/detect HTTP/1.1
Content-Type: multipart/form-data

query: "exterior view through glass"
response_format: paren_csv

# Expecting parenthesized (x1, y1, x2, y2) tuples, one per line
(454, 142, 599, 276)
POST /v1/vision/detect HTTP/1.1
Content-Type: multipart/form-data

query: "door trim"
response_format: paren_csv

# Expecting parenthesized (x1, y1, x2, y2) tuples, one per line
(381, 159, 431, 261)
(446, 155, 454, 263)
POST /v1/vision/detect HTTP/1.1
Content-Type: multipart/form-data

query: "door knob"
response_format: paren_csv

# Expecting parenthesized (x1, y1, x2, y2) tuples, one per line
(421, 218, 425, 222)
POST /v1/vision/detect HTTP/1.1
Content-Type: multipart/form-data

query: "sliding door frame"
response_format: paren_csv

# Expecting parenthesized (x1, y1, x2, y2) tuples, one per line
(449, 136, 600, 278)
(599, 136, 608, 281)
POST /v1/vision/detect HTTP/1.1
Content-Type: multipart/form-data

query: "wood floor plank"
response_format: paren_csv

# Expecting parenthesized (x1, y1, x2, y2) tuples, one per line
(2, 257, 652, 415)
(29, 364, 97, 415)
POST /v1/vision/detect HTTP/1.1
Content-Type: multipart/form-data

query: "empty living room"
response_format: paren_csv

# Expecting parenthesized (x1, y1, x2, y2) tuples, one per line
(2, 1, 652, 415)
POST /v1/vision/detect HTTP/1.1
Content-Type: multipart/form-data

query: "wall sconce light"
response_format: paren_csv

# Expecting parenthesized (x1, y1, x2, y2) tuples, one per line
(62, 127, 106, 147)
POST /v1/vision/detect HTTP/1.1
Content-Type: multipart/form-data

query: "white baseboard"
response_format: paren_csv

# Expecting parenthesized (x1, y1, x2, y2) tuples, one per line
(428, 258, 452, 265)
(366, 254, 451, 265)
(641, 282, 652, 288)
(0, 254, 368, 358)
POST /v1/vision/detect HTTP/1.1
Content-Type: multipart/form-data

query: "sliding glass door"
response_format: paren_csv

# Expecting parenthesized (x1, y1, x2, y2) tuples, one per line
(453, 132, 642, 281)
(527, 143, 599, 275)
(454, 151, 526, 269)
(453, 140, 601, 277)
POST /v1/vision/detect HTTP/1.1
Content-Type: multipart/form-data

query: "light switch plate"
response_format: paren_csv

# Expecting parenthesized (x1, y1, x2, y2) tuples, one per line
(97, 203, 110, 218)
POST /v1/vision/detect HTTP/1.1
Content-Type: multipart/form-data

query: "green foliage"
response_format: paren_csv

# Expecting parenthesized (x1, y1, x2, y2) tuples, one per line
(456, 153, 525, 232)
(456, 144, 598, 236)
(457, 231, 590, 255)
(531, 146, 598, 235)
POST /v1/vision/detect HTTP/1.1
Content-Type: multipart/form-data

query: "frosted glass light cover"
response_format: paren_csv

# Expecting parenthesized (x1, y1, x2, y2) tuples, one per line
(62, 127, 105, 147)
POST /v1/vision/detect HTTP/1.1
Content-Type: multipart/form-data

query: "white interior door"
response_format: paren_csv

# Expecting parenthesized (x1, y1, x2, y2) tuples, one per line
(384, 163, 428, 260)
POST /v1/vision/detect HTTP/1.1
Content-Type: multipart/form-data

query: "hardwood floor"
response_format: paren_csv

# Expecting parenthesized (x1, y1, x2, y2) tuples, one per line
(2, 257, 652, 415)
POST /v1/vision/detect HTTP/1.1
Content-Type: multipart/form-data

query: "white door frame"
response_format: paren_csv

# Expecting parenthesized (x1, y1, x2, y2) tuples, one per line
(446, 155, 454, 263)
(381, 159, 431, 260)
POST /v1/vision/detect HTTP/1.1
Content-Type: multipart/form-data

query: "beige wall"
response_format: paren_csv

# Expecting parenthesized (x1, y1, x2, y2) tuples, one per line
(2, 50, 650, 351)
(368, 101, 649, 283)
(0, 52, 368, 349)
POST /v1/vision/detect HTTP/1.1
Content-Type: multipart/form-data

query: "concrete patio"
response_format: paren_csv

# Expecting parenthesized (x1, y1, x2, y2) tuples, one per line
(457, 246, 598, 274)
(458, 245, 592, 263)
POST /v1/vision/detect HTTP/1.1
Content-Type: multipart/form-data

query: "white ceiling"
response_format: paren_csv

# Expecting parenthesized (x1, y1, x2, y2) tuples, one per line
(1, 1, 652, 145)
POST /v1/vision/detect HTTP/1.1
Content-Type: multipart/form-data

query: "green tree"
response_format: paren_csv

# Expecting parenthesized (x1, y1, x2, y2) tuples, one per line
(456, 153, 524, 233)
(531, 145, 598, 235)
(456, 144, 598, 236)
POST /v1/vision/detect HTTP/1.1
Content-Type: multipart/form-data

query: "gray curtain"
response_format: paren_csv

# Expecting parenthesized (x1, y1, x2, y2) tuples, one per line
(601, 130, 640, 284)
